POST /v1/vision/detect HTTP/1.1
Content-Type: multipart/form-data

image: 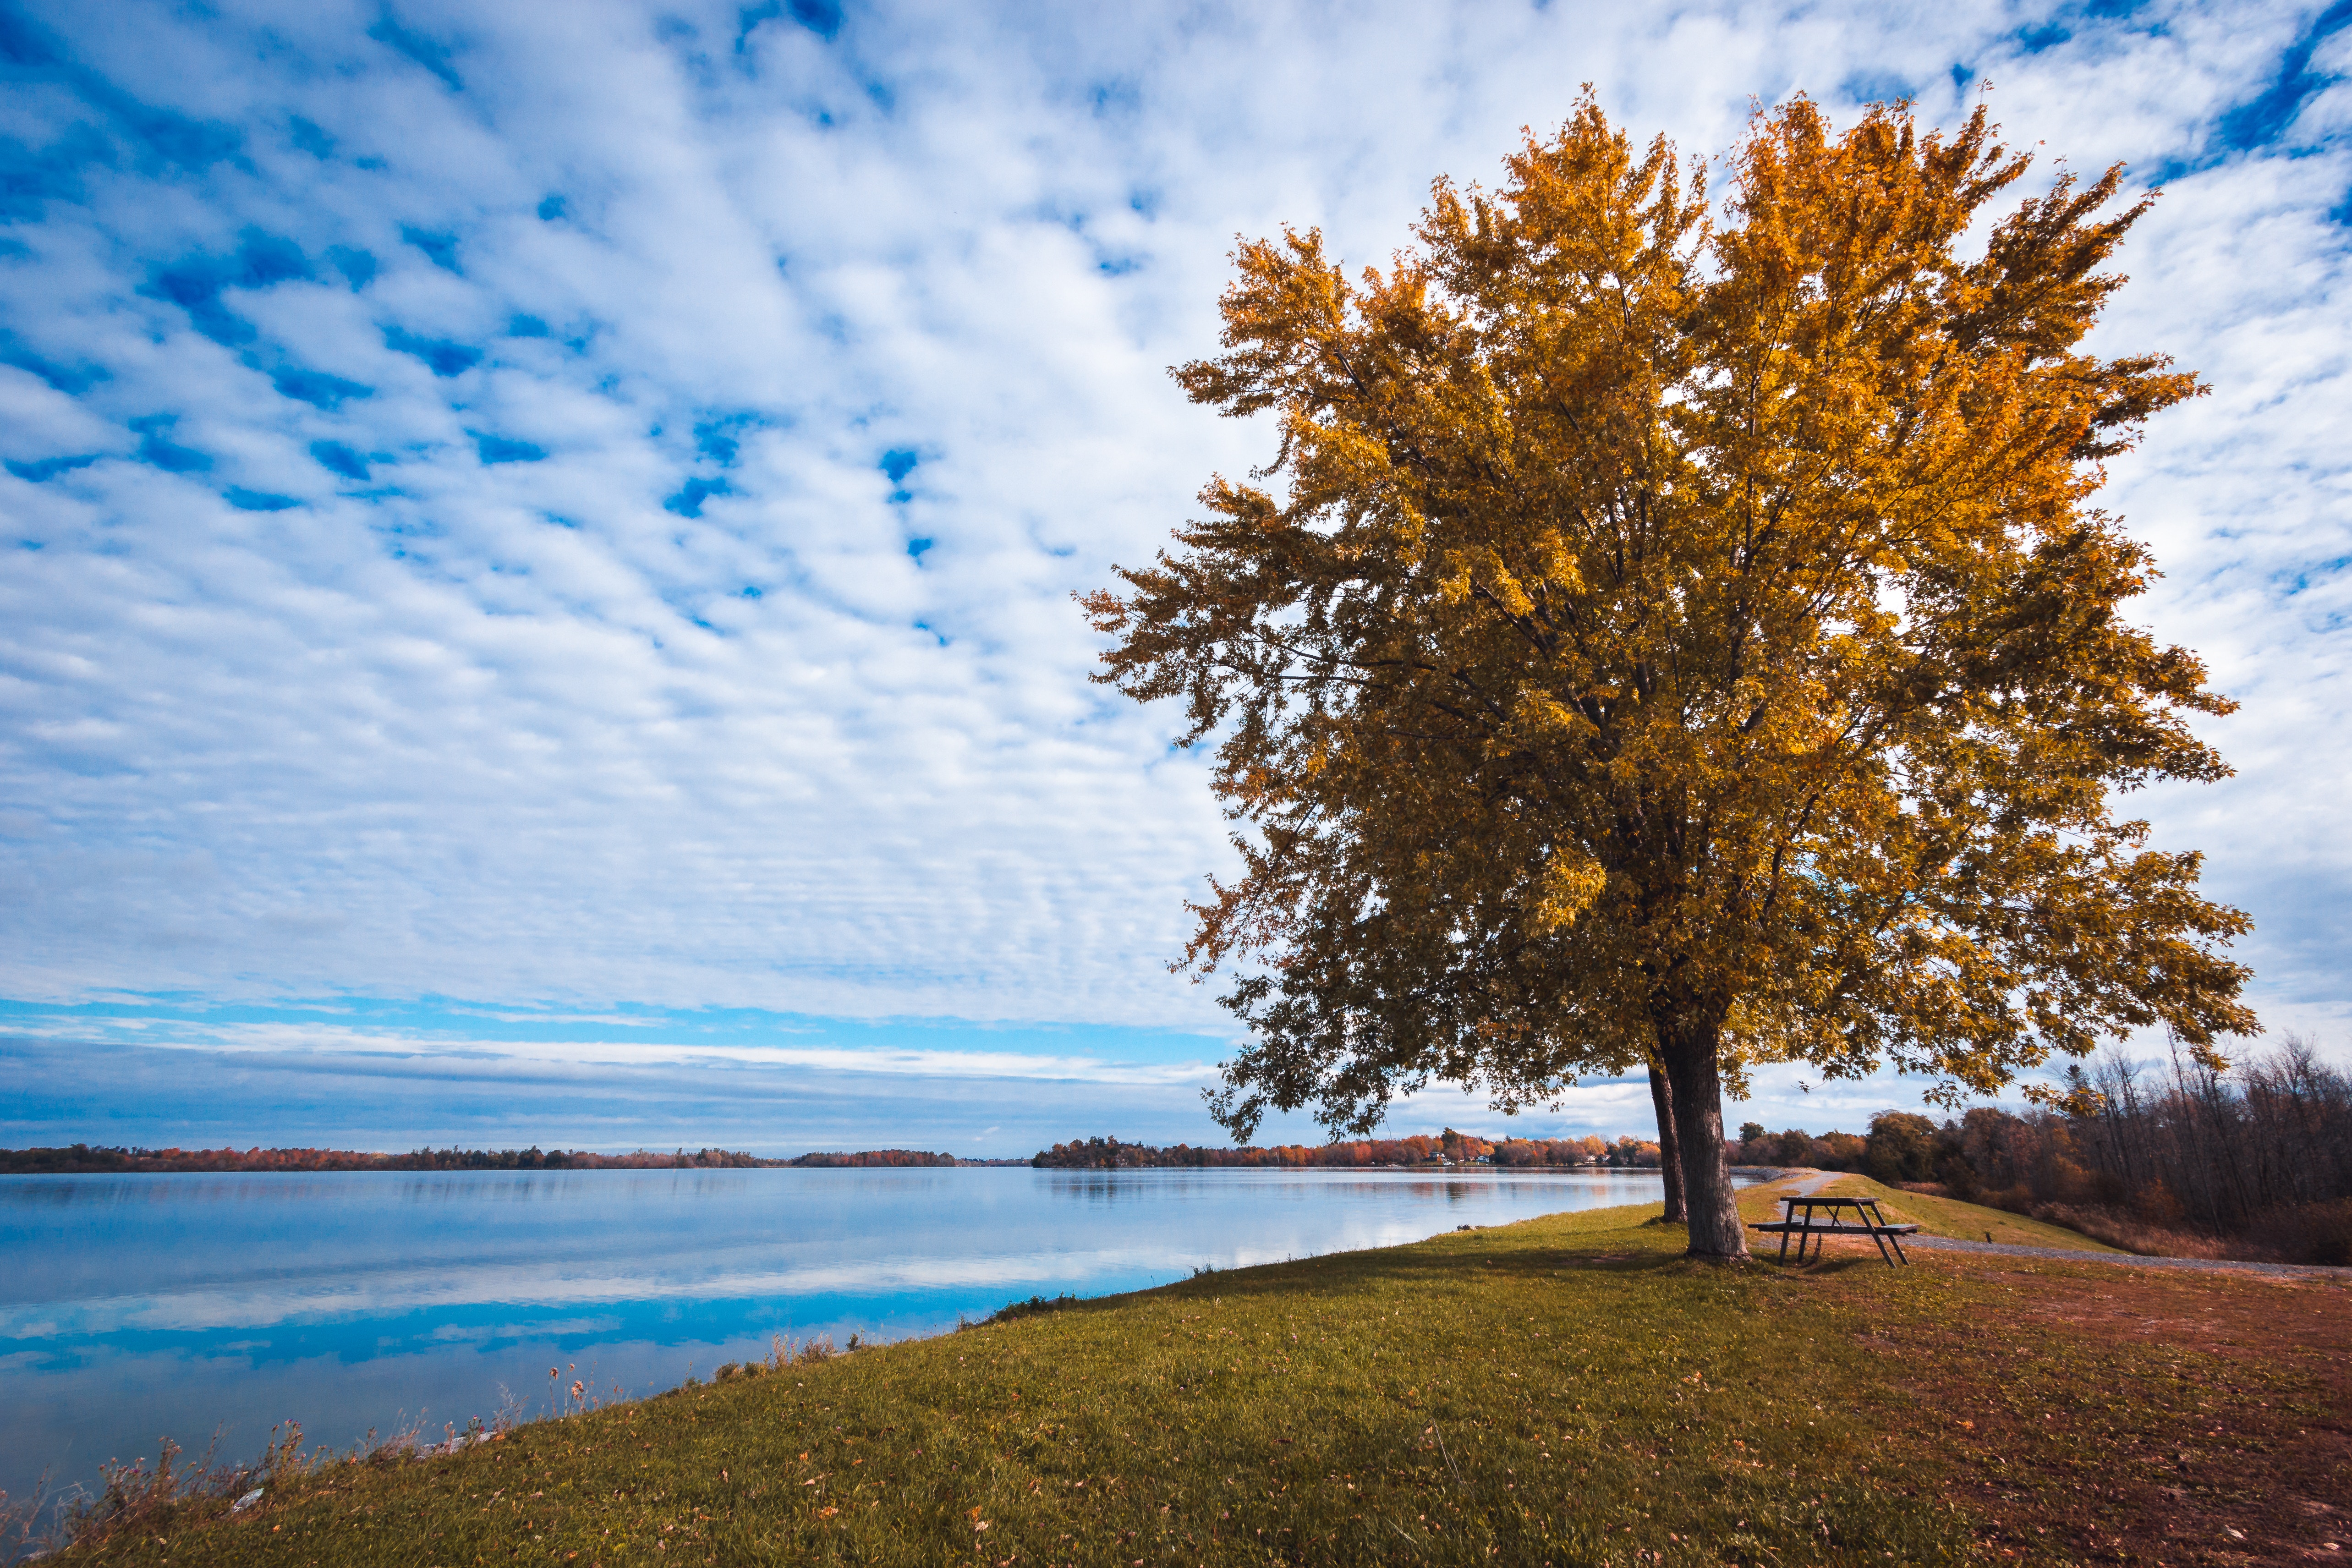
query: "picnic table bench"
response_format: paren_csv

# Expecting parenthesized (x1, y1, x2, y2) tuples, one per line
(1749, 1194, 1920, 1266)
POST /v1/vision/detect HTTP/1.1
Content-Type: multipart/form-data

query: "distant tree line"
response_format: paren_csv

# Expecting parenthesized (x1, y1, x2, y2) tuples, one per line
(0, 1143, 1042, 1174)
(787, 1150, 958, 1168)
(1031, 1130, 1667, 1170)
(0, 1144, 791, 1173)
(0, 1145, 395, 1174)
(392, 1146, 779, 1170)
(1727, 1127, 1870, 1173)
(1492, 1135, 1665, 1168)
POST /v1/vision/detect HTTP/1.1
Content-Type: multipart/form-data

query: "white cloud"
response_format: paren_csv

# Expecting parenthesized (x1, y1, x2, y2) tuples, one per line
(0, 0, 2346, 1147)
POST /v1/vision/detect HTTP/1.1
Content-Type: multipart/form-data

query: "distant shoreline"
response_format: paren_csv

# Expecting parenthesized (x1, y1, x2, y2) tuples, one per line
(0, 1143, 1020, 1174)
(0, 1141, 1784, 1179)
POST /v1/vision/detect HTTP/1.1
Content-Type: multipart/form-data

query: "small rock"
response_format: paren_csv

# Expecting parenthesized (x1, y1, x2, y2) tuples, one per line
(231, 1488, 264, 1513)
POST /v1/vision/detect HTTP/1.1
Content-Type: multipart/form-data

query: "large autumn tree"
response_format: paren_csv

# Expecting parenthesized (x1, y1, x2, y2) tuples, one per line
(1085, 97, 2256, 1259)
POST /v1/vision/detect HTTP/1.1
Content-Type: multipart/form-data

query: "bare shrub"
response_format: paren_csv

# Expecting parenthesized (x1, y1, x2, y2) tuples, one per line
(18, 1426, 290, 1560)
(767, 1332, 835, 1369)
(0, 1472, 64, 1565)
(2240, 1197, 2352, 1267)
(2070, 1036, 2352, 1235)
(1855, 1036, 2352, 1262)
(2028, 1204, 2242, 1260)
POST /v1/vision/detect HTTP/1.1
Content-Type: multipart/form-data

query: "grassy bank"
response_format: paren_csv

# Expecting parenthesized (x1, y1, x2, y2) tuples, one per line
(54, 1179, 2351, 1567)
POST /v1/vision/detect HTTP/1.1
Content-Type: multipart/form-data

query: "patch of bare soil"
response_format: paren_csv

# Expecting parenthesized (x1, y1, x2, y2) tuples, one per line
(1873, 1257, 2352, 1564)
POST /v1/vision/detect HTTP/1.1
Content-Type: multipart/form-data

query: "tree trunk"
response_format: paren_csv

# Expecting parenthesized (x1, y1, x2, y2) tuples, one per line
(1647, 1062, 1686, 1223)
(1657, 1021, 1748, 1260)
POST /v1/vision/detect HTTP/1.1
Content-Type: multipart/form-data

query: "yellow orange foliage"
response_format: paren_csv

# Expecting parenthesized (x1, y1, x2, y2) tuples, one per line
(1084, 96, 2255, 1257)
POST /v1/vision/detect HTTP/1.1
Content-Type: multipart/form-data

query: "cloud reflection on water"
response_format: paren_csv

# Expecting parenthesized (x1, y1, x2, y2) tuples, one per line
(3, 1165, 1719, 1502)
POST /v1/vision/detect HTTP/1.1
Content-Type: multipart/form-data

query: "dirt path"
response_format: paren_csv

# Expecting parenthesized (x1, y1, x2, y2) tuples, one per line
(1900, 1232, 2352, 1280)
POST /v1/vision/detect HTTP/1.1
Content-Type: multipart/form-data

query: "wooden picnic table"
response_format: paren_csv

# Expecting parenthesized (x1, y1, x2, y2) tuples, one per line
(1748, 1194, 1919, 1266)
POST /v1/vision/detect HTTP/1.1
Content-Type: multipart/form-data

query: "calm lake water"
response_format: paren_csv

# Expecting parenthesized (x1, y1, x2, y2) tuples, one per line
(0, 1166, 1715, 1503)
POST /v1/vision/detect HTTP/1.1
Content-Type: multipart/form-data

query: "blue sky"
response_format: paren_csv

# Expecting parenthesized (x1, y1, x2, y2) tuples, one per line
(1, 0, 2347, 1157)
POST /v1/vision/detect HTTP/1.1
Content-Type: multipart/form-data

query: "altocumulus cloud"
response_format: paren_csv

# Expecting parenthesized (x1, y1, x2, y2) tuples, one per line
(0, 0, 2346, 1153)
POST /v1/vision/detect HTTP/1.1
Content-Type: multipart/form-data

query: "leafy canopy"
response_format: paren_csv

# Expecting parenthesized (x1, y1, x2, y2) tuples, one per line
(1086, 97, 2254, 1140)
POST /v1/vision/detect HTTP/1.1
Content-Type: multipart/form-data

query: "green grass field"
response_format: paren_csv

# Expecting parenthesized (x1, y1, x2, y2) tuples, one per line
(54, 1183, 2352, 1567)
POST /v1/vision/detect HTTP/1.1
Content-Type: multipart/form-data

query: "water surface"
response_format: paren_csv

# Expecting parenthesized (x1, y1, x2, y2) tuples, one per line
(0, 1166, 1712, 1502)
